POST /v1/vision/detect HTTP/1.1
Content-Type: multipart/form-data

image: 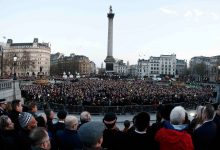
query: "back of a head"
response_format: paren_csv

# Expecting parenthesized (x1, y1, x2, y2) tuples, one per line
(134, 112, 150, 132)
(80, 111, 91, 124)
(203, 104, 215, 120)
(124, 120, 130, 128)
(36, 116, 46, 128)
(28, 101, 37, 112)
(57, 110, 67, 120)
(65, 115, 78, 130)
(11, 99, 21, 110)
(196, 105, 204, 118)
(44, 109, 53, 118)
(161, 104, 174, 121)
(103, 112, 117, 129)
(78, 121, 105, 148)
(170, 106, 186, 125)
(29, 127, 50, 149)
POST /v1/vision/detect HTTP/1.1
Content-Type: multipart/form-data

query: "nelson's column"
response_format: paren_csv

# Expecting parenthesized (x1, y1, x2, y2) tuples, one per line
(104, 6, 115, 73)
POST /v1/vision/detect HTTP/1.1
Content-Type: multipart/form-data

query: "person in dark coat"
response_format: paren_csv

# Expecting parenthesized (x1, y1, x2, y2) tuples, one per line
(102, 112, 126, 150)
(44, 109, 56, 150)
(44, 109, 55, 135)
(9, 99, 23, 130)
(193, 104, 218, 150)
(53, 109, 67, 134)
(78, 111, 91, 129)
(127, 112, 152, 150)
(17, 112, 38, 150)
(56, 115, 82, 150)
(0, 115, 20, 150)
(213, 104, 220, 147)
(148, 104, 174, 150)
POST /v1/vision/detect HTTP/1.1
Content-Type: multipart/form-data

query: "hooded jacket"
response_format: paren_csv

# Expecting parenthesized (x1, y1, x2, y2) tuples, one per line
(155, 127, 194, 150)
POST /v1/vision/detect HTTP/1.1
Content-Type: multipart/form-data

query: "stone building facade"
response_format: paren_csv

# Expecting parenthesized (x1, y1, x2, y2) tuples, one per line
(50, 53, 94, 76)
(136, 54, 177, 78)
(114, 59, 128, 75)
(1, 38, 51, 77)
(190, 55, 220, 82)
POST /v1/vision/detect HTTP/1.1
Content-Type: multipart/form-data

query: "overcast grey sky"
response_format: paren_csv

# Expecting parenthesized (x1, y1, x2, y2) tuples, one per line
(1, 0, 220, 67)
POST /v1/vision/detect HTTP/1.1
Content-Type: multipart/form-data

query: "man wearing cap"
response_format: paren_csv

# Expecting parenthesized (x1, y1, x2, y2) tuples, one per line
(78, 121, 105, 150)
(0, 99, 8, 116)
(17, 112, 38, 150)
(102, 112, 126, 150)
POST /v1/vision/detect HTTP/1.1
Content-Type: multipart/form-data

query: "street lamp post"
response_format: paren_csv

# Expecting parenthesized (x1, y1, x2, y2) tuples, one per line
(13, 54, 17, 100)
(0, 45, 3, 77)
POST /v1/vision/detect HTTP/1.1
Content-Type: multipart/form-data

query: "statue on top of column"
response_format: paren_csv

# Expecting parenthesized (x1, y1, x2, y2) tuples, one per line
(110, 5, 113, 13)
(40, 66, 43, 72)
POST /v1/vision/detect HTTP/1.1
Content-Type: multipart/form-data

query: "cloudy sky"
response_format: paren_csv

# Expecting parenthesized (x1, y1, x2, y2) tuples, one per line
(0, 0, 220, 67)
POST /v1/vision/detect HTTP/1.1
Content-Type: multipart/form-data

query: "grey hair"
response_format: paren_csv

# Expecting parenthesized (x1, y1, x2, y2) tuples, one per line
(170, 106, 186, 125)
(65, 115, 78, 130)
(80, 111, 91, 123)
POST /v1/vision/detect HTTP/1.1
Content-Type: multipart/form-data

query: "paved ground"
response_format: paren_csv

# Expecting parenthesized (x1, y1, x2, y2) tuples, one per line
(92, 113, 156, 130)
(40, 109, 196, 130)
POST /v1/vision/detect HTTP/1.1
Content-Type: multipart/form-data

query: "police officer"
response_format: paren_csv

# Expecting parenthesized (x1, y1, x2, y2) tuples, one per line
(0, 99, 8, 116)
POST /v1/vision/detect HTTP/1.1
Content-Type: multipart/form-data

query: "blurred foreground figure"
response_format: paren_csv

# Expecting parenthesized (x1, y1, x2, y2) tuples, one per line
(78, 121, 105, 150)
(193, 104, 217, 150)
(29, 127, 51, 150)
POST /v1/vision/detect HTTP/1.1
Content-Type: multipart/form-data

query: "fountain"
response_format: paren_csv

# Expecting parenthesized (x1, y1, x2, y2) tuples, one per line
(33, 67, 49, 85)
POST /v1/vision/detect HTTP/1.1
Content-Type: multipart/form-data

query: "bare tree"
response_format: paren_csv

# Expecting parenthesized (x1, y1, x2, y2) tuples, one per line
(3, 52, 14, 76)
(193, 62, 207, 81)
(21, 50, 35, 76)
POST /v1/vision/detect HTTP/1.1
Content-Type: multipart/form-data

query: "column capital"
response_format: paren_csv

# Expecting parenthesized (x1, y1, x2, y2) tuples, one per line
(107, 13, 114, 19)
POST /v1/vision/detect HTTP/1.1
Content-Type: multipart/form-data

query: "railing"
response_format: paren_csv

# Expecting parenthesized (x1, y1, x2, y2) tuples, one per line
(0, 80, 12, 90)
(34, 102, 197, 115)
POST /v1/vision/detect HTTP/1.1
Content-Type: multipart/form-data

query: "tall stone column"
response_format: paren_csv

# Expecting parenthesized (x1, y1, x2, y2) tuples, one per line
(104, 6, 115, 72)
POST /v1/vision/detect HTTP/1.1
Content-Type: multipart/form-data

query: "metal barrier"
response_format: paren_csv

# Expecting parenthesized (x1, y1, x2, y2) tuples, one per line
(34, 102, 190, 115)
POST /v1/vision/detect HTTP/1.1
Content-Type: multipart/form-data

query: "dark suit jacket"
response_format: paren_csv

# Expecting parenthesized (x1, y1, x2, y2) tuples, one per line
(193, 121, 217, 150)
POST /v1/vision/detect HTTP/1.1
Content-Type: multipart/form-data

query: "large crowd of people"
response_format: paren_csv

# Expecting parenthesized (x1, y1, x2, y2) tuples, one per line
(0, 98, 220, 150)
(20, 79, 215, 107)
(0, 79, 219, 149)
